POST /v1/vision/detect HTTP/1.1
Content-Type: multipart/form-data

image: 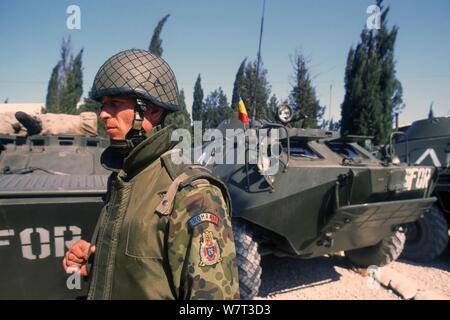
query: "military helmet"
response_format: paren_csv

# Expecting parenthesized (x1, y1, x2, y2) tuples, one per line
(90, 49, 179, 112)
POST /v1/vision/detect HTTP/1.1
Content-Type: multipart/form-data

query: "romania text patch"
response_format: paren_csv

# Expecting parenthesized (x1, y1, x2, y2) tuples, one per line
(199, 231, 222, 267)
(188, 212, 220, 228)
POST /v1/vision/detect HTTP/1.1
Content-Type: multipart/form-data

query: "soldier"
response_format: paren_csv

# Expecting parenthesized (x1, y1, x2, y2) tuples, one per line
(62, 49, 240, 300)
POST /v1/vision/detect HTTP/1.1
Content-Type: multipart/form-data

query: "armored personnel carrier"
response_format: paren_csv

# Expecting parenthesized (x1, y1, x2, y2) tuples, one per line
(0, 112, 109, 299)
(393, 115, 450, 261)
(198, 105, 438, 299)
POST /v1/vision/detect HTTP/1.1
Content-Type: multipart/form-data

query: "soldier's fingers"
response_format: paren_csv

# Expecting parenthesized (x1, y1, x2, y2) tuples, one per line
(63, 252, 72, 266)
(70, 244, 87, 259)
(71, 239, 90, 250)
(78, 241, 91, 252)
(68, 252, 84, 264)
(63, 258, 78, 274)
(80, 242, 93, 256)
(66, 265, 81, 274)
(79, 265, 89, 277)
(90, 245, 96, 254)
(65, 259, 82, 268)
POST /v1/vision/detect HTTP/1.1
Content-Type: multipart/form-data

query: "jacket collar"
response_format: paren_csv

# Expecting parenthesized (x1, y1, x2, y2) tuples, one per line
(101, 125, 177, 178)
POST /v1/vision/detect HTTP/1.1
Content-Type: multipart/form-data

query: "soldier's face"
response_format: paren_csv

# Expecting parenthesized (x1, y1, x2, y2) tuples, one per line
(99, 95, 164, 140)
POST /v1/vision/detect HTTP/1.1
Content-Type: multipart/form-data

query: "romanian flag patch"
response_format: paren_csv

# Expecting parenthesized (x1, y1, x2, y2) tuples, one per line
(188, 212, 220, 228)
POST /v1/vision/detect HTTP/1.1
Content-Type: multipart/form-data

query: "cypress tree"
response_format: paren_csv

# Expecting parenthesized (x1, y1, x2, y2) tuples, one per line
(231, 58, 247, 109)
(61, 49, 83, 114)
(45, 37, 83, 114)
(165, 89, 192, 131)
(289, 52, 325, 128)
(240, 60, 271, 121)
(340, 0, 402, 145)
(149, 14, 170, 57)
(192, 74, 204, 122)
(428, 102, 434, 119)
(45, 65, 59, 114)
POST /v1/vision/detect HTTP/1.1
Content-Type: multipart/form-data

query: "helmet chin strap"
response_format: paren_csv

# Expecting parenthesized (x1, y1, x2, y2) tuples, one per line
(126, 98, 147, 141)
(109, 98, 148, 152)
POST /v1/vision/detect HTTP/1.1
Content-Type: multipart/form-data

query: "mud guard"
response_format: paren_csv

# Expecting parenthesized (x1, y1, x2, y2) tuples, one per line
(299, 197, 436, 257)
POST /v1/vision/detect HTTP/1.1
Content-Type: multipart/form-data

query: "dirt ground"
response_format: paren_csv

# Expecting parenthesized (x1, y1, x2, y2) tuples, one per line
(256, 249, 450, 300)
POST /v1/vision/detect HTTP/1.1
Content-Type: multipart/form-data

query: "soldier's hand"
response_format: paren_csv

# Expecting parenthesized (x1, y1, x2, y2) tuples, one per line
(63, 240, 96, 277)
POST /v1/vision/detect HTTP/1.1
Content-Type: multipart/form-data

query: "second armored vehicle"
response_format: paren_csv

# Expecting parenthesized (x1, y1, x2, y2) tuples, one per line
(0, 112, 109, 299)
(394, 115, 450, 261)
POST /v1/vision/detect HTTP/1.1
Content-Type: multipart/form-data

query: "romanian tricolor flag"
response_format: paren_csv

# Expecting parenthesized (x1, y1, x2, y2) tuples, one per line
(238, 98, 249, 125)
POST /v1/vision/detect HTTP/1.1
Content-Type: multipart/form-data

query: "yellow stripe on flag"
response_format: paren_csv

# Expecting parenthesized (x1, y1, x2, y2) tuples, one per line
(238, 98, 249, 125)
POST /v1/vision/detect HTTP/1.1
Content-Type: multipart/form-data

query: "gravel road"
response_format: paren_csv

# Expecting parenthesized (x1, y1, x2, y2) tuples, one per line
(256, 249, 450, 300)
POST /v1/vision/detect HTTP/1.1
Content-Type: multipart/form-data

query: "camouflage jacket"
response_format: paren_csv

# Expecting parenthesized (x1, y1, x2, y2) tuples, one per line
(87, 125, 239, 300)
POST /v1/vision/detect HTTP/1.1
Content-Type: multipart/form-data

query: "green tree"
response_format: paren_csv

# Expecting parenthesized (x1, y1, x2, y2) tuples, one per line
(192, 74, 204, 122)
(60, 49, 83, 114)
(341, 46, 359, 135)
(321, 118, 341, 131)
(45, 66, 60, 113)
(45, 37, 83, 114)
(203, 88, 234, 129)
(289, 52, 325, 128)
(148, 14, 170, 57)
(428, 102, 434, 119)
(341, 0, 403, 145)
(46, 37, 71, 113)
(240, 60, 271, 121)
(165, 89, 191, 130)
(231, 58, 247, 110)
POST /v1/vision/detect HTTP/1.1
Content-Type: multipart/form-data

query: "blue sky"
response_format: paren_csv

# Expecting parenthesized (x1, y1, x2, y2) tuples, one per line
(0, 0, 449, 126)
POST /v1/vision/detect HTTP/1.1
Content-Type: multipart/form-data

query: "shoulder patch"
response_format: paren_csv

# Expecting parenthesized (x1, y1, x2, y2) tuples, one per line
(199, 231, 223, 267)
(188, 212, 220, 228)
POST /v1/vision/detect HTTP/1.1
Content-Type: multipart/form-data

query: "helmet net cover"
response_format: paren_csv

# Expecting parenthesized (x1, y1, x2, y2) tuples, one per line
(90, 49, 179, 112)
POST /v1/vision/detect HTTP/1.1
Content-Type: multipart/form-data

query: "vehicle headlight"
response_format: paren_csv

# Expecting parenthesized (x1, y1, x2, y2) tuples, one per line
(276, 105, 294, 124)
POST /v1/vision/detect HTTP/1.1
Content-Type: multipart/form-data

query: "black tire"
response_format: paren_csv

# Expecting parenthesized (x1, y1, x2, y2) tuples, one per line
(401, 205, 449, 261)
(232, 219, 262, 300)
(345, 231, 405, 267)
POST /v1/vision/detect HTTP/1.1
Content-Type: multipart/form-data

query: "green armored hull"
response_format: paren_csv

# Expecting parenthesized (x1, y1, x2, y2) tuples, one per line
(0, 134, 109, 299)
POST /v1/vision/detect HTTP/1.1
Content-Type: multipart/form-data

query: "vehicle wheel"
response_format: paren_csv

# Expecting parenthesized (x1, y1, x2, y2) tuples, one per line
(345, 231, 405, 267)
(232, 219, 262, 300)
(401, 205, 449, 261)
